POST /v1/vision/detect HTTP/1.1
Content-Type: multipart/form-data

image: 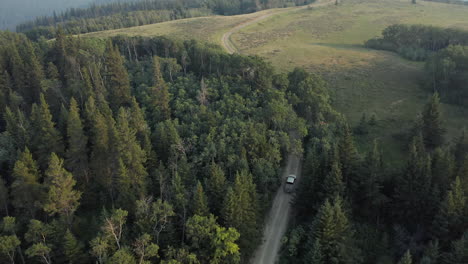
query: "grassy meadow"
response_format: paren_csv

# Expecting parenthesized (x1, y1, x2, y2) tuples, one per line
(88, 0, 468, 164)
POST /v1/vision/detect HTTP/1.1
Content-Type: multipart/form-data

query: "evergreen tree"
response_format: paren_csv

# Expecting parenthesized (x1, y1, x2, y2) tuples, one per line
(444, 232, 468, 263)
(150, 56, 171, 123)
(88, 104, 116, 203)
(222, 170, 260, 253)
(10, 148, 43, 219)
(128, 97, 152, 158)
(30, 94, 64, 169)
(43, 153, 82, 224)
(193, 181, 209, 216)
(398, 250, 412, 264)
(154, 119, 181, 164)
(395, 139, 434, 227)
(4, 107, 30, 151)
(104, 41, 131, 110)
(358, 140, 385, 220)
(338, 123, 359, 195)
(432, 177, 467, 242)
(206, 162, 227, 215)
(172, 172, 188, 243)
(66, 98, 89, 186)
(20, 38, 44, 105)
(305, 197, 360, 264)
(321, 161, 345, 202)
(115, 108, 148, 209)
(421, 93, 445, 149)
(63, 229, 86, 264)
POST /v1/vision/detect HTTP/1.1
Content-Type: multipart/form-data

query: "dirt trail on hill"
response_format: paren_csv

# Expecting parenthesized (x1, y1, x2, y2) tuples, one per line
(250, 153, 301, 264)
(221, 0, 334, 54)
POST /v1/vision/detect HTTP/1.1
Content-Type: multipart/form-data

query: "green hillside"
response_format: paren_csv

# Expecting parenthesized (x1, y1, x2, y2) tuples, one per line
(88, 0, 468, 163)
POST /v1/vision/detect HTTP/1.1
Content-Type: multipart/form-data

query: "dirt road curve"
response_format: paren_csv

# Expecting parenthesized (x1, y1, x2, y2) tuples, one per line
(221, 0, 334, 54)
(251, 154, 301, 264)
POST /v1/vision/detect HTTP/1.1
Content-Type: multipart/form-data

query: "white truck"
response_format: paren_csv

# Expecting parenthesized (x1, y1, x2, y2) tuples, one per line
(284, 174, 297, 193)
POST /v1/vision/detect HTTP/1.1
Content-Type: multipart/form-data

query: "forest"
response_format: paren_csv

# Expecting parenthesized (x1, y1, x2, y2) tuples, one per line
(367, 24, 468, 107)
(16, 0, 315, 40)
(0, 29, 313, 263)
(0, 17, 467, 264)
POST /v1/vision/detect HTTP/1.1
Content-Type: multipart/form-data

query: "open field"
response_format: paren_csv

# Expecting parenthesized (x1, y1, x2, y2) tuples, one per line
(89, 0, 468, 164)
(232, 0, 468, 163)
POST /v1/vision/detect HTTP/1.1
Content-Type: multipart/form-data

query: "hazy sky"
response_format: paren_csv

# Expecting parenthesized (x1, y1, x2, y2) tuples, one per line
(0, 0, 97, 30)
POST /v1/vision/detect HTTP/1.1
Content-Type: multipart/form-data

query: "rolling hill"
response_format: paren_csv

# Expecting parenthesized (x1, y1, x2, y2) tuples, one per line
(86, 0, 468, 163)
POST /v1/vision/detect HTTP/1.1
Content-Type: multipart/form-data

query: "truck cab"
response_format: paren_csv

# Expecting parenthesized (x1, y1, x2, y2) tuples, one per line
(284, 174, 296, 193)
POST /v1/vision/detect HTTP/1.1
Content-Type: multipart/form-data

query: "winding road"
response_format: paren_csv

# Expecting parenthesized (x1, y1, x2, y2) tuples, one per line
(221, 0, 334, 54)
(219, 1, 335, 263)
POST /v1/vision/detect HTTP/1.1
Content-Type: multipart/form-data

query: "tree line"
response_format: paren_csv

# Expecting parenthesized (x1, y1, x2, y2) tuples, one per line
(0, 29, 322, 263)
(17, 0, 315, 40)
(365, 24, 468, 61)
(366, 24, 468, 106)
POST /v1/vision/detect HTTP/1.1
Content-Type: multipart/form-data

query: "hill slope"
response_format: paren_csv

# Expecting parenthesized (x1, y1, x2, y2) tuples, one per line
(87, 0, 468, 162)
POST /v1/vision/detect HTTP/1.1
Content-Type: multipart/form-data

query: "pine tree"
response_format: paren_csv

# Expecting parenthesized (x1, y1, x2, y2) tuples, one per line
(432, 176, 467, 242)
(63, 229, 85, 264)
(421, 93, 445, 149)
(30, 94, 64, 169)
(154, 120, 181, 164)
(172, 172, 188, 242)
(306, 197, 360, 264)
(43, 153, 81, 224)
(128, 97, 152, 158)
(115, 108, 148, 209)
(10, 148, 43, 219)
(193, 181, 210, 216)
(358, 140, 385, 220)
(321, 161, 344, 202)
(395, 139, 434, 227)
(150, 56, 171, 123)
(66, 98, 89, 186)
(103, 41, 131, 110)
(222, 170, 260, 253)
(88, 104, 116, 202)
(338, 123, 359, 195)
(398, 250, 412, 264)
(4, 107, 30, 153)
(206, 162, 227, 215)
(20, 38, 44, 105)
(431, 148, 455, 196)
(444, 232, 468, 263)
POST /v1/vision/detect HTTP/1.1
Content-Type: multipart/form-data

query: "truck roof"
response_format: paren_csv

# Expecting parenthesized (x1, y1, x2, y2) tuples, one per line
(286, 176, 296, 184)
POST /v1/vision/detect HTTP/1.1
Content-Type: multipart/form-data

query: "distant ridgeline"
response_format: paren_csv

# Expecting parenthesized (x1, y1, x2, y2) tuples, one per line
(16, 0, 315, 40)
(366, 24, 468, 106)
